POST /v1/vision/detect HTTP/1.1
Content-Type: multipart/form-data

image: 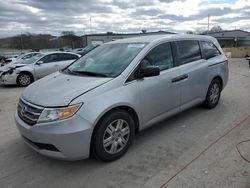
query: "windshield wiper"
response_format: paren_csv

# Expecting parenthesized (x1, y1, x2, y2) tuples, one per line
(63, 69, 78, 75)
(71, 70, 111, 77)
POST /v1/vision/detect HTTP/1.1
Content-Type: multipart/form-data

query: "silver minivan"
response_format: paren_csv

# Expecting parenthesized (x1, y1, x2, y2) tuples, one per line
(15, 34, 229, 161)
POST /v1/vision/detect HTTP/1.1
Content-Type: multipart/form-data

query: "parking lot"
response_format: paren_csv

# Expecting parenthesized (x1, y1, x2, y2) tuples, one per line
(0, 58, 249, 188)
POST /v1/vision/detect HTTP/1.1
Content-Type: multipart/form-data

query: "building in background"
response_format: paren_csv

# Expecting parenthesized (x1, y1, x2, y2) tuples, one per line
(207, 30, 250, 48)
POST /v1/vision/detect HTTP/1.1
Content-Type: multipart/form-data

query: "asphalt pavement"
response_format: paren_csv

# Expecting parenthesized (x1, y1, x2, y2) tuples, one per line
(0, 58, 249, 188)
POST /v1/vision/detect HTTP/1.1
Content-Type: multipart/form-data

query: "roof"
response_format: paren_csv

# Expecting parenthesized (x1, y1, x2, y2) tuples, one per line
(43, 51, 81, 56)
(208, 30, 250, 39)
(82, 31, 175, 37)
(108, 34, 217, 44)
(208, 29, 250, 35)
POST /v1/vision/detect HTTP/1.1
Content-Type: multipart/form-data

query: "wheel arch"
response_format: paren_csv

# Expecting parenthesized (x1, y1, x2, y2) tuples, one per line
(89, 105, 140, 156)
(17, 71, 34, 82)
(212, 75, 223, 89)
(205, 75, 223, 97)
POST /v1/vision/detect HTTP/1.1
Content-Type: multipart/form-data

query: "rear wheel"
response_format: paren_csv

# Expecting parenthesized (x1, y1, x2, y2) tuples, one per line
(92, 110, 135, 162)
(17, 73, 33, 87)
(203, 79, 221, 109)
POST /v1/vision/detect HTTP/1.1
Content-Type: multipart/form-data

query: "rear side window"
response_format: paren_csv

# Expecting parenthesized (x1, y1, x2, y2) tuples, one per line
(175, 40, 201, 65)
(41, 54, 59, 63)
(144, 42, 174, 71)
(66, 54, 79, 60)
(22, 54, 33, 59)
(201, 41, 221, 59)
(57, 54, 67, 61)
(57, 54, 79, 61)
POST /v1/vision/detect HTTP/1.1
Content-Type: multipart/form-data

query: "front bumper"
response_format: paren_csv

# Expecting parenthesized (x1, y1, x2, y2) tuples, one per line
(0, 73, 17, 85)
(15, 111, 94, 160)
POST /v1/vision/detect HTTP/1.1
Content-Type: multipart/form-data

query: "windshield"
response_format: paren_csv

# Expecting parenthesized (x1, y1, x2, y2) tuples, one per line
(15, 54, 25, 60)
(19, 53, 44, 64)
(66, 43, 146, 77)
(83, 45, 96, 51)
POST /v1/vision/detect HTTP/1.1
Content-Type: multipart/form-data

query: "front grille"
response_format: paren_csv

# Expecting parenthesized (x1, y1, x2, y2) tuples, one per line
(17, 99, 43, 126)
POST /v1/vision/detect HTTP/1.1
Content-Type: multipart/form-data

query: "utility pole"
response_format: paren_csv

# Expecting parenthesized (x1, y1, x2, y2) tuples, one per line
(89, 16, 92, 34)
(83, 24, 85, 35)
(207, 14, 210, 34)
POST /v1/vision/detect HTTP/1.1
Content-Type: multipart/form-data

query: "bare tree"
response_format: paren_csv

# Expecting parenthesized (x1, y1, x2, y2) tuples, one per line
(210, 26, 223, 33)
(186, 31, 194, 34)
(61, 31, 75, 36)
(60, 31, 82, 49)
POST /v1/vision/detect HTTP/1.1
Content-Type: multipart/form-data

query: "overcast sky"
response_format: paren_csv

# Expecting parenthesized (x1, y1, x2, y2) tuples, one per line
(0, 0, 250, 38)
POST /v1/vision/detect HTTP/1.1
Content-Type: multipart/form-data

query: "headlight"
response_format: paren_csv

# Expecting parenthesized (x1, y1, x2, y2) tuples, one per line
(38, 103, 82, 123)
(3, 68, 15, 75)
(15, 69, 21, 74)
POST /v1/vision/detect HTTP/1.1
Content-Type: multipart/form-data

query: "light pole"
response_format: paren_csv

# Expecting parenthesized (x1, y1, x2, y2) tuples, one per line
(82, 17, 92, 34)
(207, 14, 210, 34)
(89, 16, 92, 34)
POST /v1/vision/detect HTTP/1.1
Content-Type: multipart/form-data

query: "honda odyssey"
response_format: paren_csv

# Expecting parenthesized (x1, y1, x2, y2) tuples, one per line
(15, 34, 229, 161)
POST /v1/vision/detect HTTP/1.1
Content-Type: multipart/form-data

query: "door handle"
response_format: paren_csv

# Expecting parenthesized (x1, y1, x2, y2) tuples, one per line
(171, 74, 189, 83)
(171, 76, 182, 83)
(181, 74, 189, 80)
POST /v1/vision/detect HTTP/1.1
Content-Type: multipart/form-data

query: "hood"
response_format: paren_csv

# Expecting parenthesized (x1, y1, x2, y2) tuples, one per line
(0, 63, 26, 72)
(22, 72, 113, 107)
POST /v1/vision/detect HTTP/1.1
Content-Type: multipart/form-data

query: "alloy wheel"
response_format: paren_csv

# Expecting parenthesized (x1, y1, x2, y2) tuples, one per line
(103, 119, 130, 154)
(209, 83, 220, 104)
(19, 74, 31, 86)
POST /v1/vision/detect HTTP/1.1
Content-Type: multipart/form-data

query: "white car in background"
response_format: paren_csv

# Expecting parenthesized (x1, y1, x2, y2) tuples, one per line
(0, 52, 43, 69)
(0, 52, 80, 86)
(12, 52, 42, 63)
(1, 52, 41, 66)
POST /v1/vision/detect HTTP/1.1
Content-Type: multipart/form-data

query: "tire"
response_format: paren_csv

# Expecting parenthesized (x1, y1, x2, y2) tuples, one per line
(17, 73, 33, 87)
(203, 79, 222, 109)
(92, 110, 135, 162)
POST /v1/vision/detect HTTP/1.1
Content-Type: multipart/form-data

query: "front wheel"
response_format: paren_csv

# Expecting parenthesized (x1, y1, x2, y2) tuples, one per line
(203, 79, 222, 109)
(17, 73, 33, 87)
(92, 110, 135, 162)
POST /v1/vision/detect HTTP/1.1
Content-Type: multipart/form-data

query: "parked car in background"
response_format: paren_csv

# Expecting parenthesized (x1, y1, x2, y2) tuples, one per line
(74, 44, 99, 56)
(0, 56, 10, 66)
(0, 52, 41, 67)
(0, 54, 19, 66)
(2, 52, 42, 66)
(15, 34, 228, 161)
(0, 53, 44, 73)
(0, 52, 80, 86)
(12, 52, 41, 64)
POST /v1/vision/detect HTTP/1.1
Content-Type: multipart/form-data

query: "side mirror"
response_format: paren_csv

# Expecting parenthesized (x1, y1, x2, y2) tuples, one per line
(140, 59, 160, 77)
(36, 61, 43, 65)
